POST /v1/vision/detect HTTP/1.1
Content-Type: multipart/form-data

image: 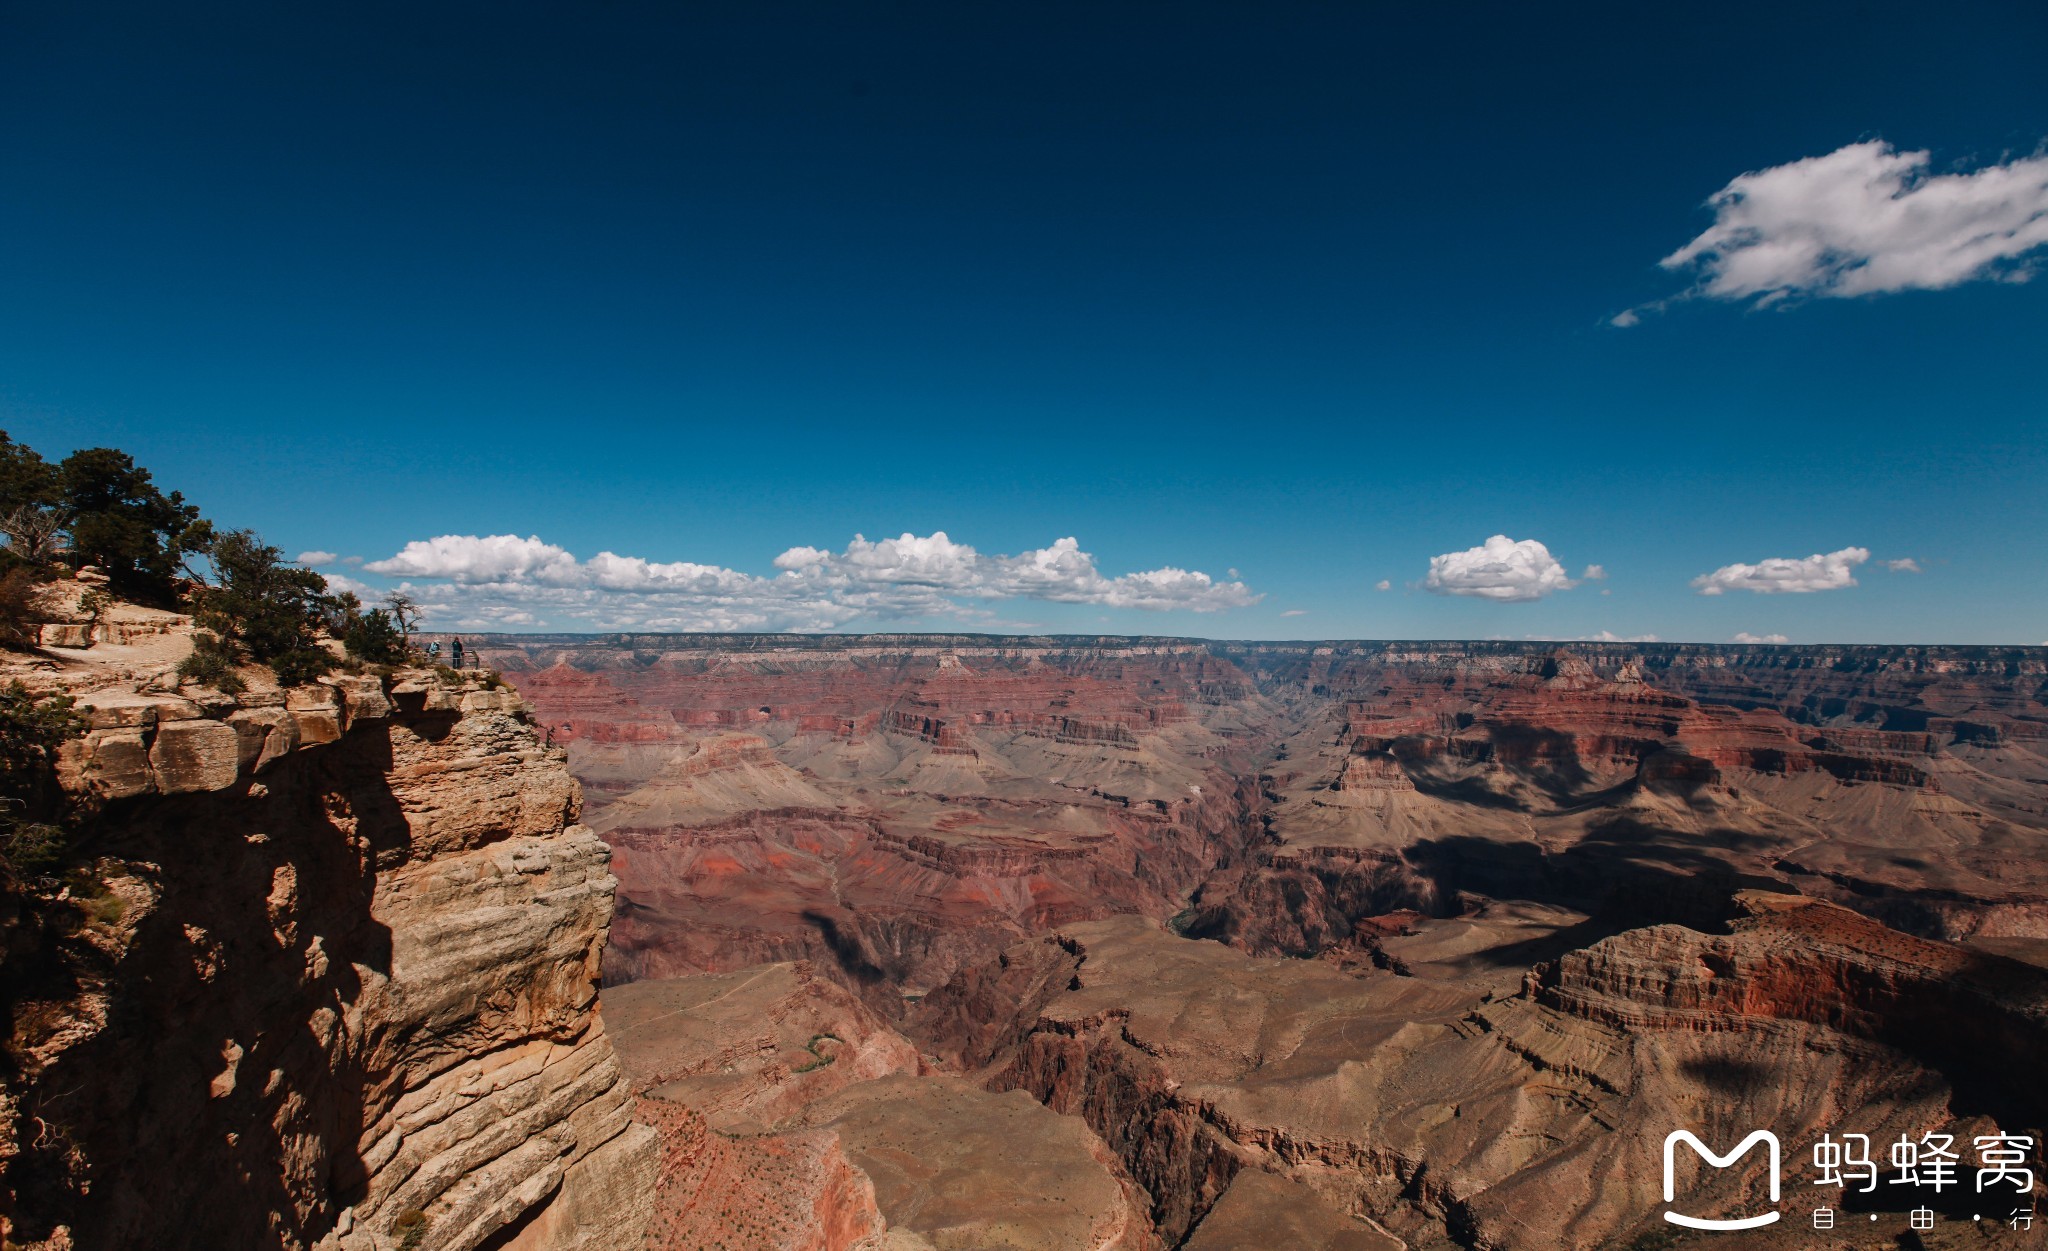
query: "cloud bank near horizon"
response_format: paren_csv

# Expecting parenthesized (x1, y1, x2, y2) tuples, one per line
(355, 531, 1259, 631)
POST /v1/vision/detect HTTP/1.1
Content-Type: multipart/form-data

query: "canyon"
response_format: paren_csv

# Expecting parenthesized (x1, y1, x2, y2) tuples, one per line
(473, 633, 2048, 1249)
(7, 625, 2046, 1249)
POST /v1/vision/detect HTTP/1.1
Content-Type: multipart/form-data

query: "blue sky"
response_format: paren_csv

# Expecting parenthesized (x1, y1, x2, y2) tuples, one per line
(3, 2, 2044, 642)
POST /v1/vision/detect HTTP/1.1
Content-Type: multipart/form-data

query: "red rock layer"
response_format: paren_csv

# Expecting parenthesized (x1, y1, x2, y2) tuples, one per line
(484, 641, 1278, 1009)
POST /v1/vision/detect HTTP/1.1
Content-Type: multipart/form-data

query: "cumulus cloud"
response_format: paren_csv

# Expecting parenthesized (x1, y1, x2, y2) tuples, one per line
(1691, 546, 1868, 595)
(1621, 140, 2048, 321)
(367, 534, 585, 584)
(1374, 580, 1391, 592)
(358, 531, 1257, 631)
(1581, 564, 1607, 581)
(321, 572, 379, 599)
(1733, 632, 1791, 644)
(296, 550, 339, 566)
(1424, 536, 1578, 602)
(1280, 609, 1309, 617)
(1886, 557, 1924, 573)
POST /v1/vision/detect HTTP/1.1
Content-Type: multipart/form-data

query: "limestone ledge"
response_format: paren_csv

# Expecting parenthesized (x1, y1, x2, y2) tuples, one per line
(55, 672, 533, 800)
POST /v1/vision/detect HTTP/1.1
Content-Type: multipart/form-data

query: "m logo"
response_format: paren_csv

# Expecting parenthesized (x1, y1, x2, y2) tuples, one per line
(1663, 1130, 1783, 1230)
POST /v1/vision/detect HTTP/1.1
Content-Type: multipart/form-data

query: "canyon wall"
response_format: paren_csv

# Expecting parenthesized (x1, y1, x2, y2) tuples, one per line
(444, 632, 2048, 1251)
(477, 638, 1280, 1010)
(2, 663, 654, 1251)
(477, 634, 2048, 979)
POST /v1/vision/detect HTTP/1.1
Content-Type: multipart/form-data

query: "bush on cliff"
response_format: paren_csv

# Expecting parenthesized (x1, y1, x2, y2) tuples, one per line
(0, 682, 85, 875)
(187, 529, 335, 686)
(0, 565, 47, 650)
(176, 631, 248, 694)
(328, 591, 410, 665)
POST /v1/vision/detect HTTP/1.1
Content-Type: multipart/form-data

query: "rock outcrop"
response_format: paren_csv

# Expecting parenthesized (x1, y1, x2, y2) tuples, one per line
(1, 652, 654, 1251)
(911, 900, 2048, 1250)
(605, 960, 1157, 1251)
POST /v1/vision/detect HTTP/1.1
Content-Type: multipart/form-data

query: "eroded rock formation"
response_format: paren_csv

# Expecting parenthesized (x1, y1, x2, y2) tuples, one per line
(482, 639, 1279, 1009)
(466, 633, 2048, 1250)
(1, 652, 653, 1251)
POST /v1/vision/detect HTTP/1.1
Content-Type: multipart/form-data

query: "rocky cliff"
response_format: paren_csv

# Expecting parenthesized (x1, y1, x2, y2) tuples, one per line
(1, 643, 654, 1250)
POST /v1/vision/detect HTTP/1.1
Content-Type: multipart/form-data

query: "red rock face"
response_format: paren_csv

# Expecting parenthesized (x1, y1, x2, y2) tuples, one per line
(485, 640, 1279, 1009)
(480, 636, 2048, 1005)
(1184, 644, 2048, 953)
(475, 634, 2048, 1251)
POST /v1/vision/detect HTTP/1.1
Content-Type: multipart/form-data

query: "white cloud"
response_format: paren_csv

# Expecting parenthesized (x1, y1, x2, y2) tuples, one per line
(1627, 140, 2048, 319)
(1374, 579, 1392, 592)
(367, 534, 585, 584)
(1581, 564, 1607, 580)
(1280, 609, 1308, 617)
(296, 550, 339, 566)
(1423, 536, 1577, 602)
(358, 531, 1257, 631)
(1691, 546, 1868, 595)
(1510, 631, 1659, 642)
(1733, 632, 1791, 644)
(321, 572, 378, 598)
(1886, 557, 1923, 573)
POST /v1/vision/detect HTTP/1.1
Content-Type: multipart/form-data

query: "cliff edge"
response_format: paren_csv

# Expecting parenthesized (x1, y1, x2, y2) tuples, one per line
(1, 621, 655, 1251)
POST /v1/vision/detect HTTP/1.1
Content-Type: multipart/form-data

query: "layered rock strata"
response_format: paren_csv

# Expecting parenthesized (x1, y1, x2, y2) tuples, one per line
(912, 896, 2048, 1250)
(2, 659, 653, 1251)
(605, 960, 1157, 1251)
(479, 639, 1278, 1008)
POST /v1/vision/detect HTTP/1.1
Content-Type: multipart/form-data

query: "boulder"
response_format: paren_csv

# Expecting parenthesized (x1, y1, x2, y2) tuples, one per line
(288, 685, 345, 746)
(86, 730, 156, 799)
(149, 720, 241, 794)
(228, 706, 300, 774)
(327, 675, 392, 725)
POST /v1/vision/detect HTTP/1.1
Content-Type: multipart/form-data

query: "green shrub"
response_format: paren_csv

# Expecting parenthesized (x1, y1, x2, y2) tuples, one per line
(1, 819, 66, 874)
(187, 530, 334, 686)
(341, 605, 408, 664)
(176, 632, 247, 694)
(0, 565, 45, 650)
(0, 682, 85, 875)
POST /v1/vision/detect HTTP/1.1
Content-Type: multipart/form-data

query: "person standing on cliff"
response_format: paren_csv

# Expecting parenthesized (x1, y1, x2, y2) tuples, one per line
(452, 638, 464, 669)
